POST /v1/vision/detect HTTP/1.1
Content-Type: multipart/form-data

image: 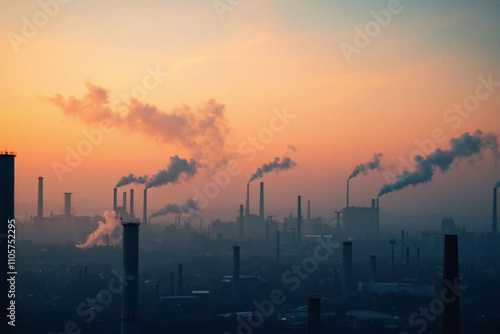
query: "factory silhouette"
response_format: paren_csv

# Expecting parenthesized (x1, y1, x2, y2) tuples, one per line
(2, 146, 500, 334)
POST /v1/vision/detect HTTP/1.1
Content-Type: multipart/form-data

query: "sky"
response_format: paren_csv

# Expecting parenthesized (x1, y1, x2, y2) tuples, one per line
(1, 0, 500, 228)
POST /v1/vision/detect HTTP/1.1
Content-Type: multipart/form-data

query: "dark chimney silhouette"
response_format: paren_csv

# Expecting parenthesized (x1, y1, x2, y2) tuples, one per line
(259, 182, 264, 220)
(232, 246, 240, 303)
(122, 191, 127, 213)
(442, 234, 460, 334)
(38, 176, 43, 219)
(297, 196, 302, 244)
(64, 192, 71, 224)
(308, 295, 321, 334)
(130, 189, 134, 217)
(121, 220, 140, 333)
(342, 241, 353, 298)
(239, 204, 244, 239)
(245, 183, 250, 216)
(113, 187, 117, 212)
(346, 180, 349, 208)
(143, 189, 147, 226)
(307, 200, 311, 221)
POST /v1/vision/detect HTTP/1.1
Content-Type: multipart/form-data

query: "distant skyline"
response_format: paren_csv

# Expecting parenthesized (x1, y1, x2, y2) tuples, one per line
(1, 0, 499, 225)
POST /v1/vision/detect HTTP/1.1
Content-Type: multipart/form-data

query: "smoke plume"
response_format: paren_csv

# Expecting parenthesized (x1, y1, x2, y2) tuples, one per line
(287, 145, 297, 153)
(150, 199, 200, 219)
(249, 156, 297, 182)
(379, 130, 499, 197)
(348, 153, 383, 180)
(116, 173, 149, 188)
(76, 211, 121, 248)
(49, 81, 231, 166)
(146, 155, 199, 189)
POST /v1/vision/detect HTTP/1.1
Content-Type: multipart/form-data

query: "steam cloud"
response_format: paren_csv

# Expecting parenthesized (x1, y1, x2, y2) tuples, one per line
(348, 153, 383, 180)
(379, 130, 499, 197)
(249, 156, 297, 182)
(150, 199, 200, 219)
(116, 173, 149, 188)
(146, 155, 199, 189)
(76, 211, 121, 248)
(49, 81, 232, 165)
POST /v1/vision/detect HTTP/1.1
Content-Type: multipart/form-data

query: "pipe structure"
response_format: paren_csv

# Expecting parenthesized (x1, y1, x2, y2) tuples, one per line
(245, 183, 250, 216)
(307, 200, 311, 221)
(307, 295, 321, 334)
(142, 189, 147, 226)
(64, 192, 72, 224)
(38, 176, 43, 219)
(342, 241, 353, 299)
(259, 182, 264, 220)
(232, 246, 240, 303)
(121, 220, 140, 334)
(297, 196, 302, 244)
(130, 189, 134, 216)
(442, 234, 460, 334)
(239, 205, 244, 239)
(114, 187, 118, 212)
(346, 180, 349, 208)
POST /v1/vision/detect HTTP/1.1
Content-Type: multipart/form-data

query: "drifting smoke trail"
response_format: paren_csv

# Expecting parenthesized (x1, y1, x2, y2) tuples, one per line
(287, 145, 297, 153)
(150, 199, 200, 219)
(76, 211, 121, 248)
(116, 173, 149, 188)
(348, 153, 383, 180)
(249, 156, 297, 182)
(146, 155, 199, 189)
(379, 130, 499, 197)
(49, 82, 231, 166)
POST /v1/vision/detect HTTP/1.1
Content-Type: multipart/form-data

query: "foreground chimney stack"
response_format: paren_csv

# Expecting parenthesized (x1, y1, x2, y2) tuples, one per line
(232, 246, 240, 303)
(259, 182, 264, 220)
(346, 180, 349, 208)
(307, 200, 311, 221)
(308, 295, 321, 334)
(123, 191, 127, 212)
(239, 204, 244, 239)
(342, 241, 353, 298)
(121, 220, 140, 334)
(64, 192, 72, 222)
(297, 195, 302, 244)
(245, 183, 250, 216)
(113, 187, 118, 212)
(143, 189, 147, 226)
(442, 234, 460, 334)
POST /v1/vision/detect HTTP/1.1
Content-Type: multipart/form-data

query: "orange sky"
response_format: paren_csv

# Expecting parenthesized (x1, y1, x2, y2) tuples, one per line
(1, 0, 499, 225)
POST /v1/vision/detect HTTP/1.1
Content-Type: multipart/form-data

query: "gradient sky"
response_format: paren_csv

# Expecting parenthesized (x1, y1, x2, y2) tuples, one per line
(1, 0, 499, 228)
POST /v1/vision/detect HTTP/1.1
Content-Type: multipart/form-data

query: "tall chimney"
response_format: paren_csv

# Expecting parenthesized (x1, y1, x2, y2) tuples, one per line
(113, 187, 118, 212)
(346, 180, 349, 208)
(297, 196, 302, 244)
(376, 197, 380, 233)
(259, 182, 264, 220)
(232, 246, 240, 303)
(130, 189, 134, 217)
(123, 191, 127, 213)
(406, 246, 410, 277)
(442, 234, 460, 334)
(342, 241, 353, 298)
(369, 255, 376, 284)
(265, 217, 269, 242)
(307, 295, 321, 334)
(142, 189, 147, 226)
(493, 187, 497, 235)
(38, 176, 43, 219)
(276, 231, 280, 264)
(307, 200, 311, 221)
(64, 192, 72, 224)
(239, 205, 244, 239)
(121, 219, 140, 334)
(245, 183, 250, 216)
(177, 263, 183, 295)
(169, 272, 175, 296)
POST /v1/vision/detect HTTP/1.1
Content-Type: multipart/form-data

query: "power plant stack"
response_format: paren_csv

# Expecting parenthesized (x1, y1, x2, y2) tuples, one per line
(123, 191, 127, 213)
(346, 180, 349, 208)
(121, 219, 140, 334)
(232, 246, 240, 303)
(64, 192, 72, 225)
(114, 187, 118, 212)
(245, 183, 250, 216)
(297, 195, 302, 244)
(342, 241, 353, 299)
(307, 295, 321, 334)
(130, 189, 134, 217)
(38, 176, 43, 222)
(442, 234, 460, 334)
(307, 200, 311, 221)
(239, 204, 244, 239)
(0, 151, 16, 330)
(259, 182, 264, 220)
(143, 189, 147, 226)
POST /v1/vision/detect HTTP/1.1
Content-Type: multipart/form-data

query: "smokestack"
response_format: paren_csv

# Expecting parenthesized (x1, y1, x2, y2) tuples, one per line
(143, 189, 147, 226)
(307, 200, 311, 221)
(232, 246, 240, 303)
(259, 182, 264, 220)
(123, 191, 127, 212)
(177, 263, 183, 295)
(406, 247, 410, 276)
(121, 220, 140, 334)
(369, 255, 376, 284)
(376, 197, 380, 233)
(38, 176, 43, 219)
(297, 196, 302, 244)
(64, 192, 72, 224)
(169, 272, 175, 296)
(130, 189, 134, 217)
(346, 180, 349, 208)
(493, 187, 497, 235)
(114, 187, 118, 212)
(245, 183, 250, 216)
(342, 241, 353, 298)
(442, 234, 460, 334)
(276, 231, 280, 264)
(239, 205, 244, 239)
(307, 295, 321, 334)
(265, 217, 269, 242)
